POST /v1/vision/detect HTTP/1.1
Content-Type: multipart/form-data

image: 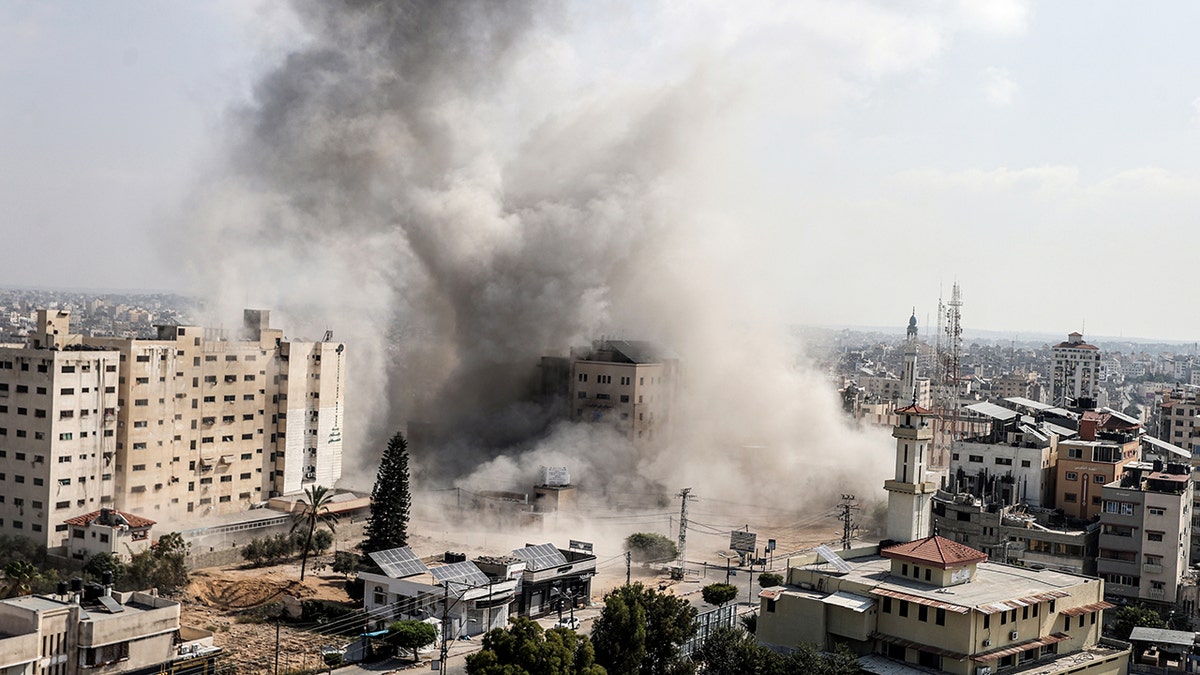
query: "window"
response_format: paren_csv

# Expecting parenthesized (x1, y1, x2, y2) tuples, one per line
(1064, 493, 1077, 503)
(968, 455, 983, 463)
(133, 420, 147, 428)
(58, 433, 72, 441)
(1149, 507, 1165, 516)
(1148, 531, 1164, 542)
(918, 605, 928, 622)
(134, 399, 148, 406)
(882, 597, 892, 613)
(132, 464, 146, 471)
(1094, 474, 1106, 484)
(578, 392, 587, 399)
(995, 457, 1012, 466)
(220, 475, 232, 482)
(219, 495, 231, 503)
(1021, 460, 1031, 468)
(1067, 447, 1083, 459)
(899, 600, 909, 617)
(1066, 472, 1078, 481)
(935, 608, 945, 626)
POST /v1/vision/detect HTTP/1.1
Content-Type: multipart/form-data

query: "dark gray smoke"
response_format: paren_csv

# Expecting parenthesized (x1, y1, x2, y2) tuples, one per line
(182, 0, 911, 507)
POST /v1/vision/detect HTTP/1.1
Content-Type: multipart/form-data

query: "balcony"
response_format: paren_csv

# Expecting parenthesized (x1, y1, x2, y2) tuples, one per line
(1143, 563, 1164, 574)
(1148, 587, 1166, 600)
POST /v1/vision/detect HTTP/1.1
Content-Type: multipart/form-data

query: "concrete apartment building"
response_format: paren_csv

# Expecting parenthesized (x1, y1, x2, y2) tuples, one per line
(1097, 460, 1193, 607)
(566, 339, 678, 447)
(0, 586, 217, 675)
(949, 401, 1066, 509)
(757, 537, 1129, 675)
(1157, 388, 1197, 452)
(1051, 332, 1101, 408)
(0, 309, 345, 547)
(0, 323, 121, 547)
(1055, 412, 1141, 522)
(932, 494, 1098, 576)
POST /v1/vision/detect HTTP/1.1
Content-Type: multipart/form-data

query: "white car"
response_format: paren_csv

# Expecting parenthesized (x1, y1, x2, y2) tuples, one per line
(553, 617, 581, 630)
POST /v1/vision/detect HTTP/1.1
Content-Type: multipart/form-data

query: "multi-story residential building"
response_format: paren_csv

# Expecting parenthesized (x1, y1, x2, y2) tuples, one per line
(1051, 332, 1101, 408)
(1055, 412, 1141, 522)
(567, 339, 678, 447)
(0, 586, 218, 675)
(0, 309, 345, 547)
(989, 371, 1040, 402)
(950, 401, 1064, 508)
(1157, 387, 1198, 452)
(0, 318, 121, 547)
(756, 537, 1129, 674)
(1097, 461, 1192, 607)
(932, 494, 1099, 575)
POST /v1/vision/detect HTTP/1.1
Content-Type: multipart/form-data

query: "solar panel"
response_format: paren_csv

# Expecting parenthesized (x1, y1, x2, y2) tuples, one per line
(97, 595, 124, 614)
(813, 545, 853, 573)
(369, 546, 428, 579)
(511, 543, 568, 571)
(430, 561, 490, 590)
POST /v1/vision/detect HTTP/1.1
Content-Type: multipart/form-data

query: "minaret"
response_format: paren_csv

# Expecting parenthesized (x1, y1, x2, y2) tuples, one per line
(901, 310, 919, 405)
(884, 403, 937, 543)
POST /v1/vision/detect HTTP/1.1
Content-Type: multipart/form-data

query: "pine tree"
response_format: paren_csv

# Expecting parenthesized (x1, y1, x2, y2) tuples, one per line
(363, 432, 411, 556)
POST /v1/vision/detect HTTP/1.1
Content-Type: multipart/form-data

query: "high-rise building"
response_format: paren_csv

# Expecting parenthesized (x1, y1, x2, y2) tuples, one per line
(1051, 332, 1101, 408)
(566, 339, 678, 447)
(0, 309, 345, 547)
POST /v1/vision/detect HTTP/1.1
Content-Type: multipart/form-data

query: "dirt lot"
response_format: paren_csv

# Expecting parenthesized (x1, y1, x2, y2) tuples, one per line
(175, 514, 841, 673)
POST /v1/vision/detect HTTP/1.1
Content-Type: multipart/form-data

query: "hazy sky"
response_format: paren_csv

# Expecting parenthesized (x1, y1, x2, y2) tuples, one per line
(3, 1, 1198, 340)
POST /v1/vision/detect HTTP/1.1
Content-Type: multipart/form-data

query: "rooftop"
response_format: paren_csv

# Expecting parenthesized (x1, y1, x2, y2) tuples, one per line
(881, 536, 988, 569)
(797, 556, 1098, 611)
(63, 509, 155, 529)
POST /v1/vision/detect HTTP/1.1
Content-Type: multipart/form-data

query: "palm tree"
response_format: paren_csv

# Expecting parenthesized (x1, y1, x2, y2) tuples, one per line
(292, 484, 340, 581)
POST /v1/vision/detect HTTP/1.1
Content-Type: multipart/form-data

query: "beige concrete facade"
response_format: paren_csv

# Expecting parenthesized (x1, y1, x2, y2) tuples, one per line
(568, 340, 678, 448)
(1051, 332, 1101, 407)
(758, 546, 1129, 675)
(0, 589, 213, 675)
(0, 345, 120, 548)
(0, 309, 345, 547)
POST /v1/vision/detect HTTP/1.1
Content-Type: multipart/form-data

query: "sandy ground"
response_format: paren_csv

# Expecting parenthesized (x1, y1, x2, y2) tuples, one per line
(177, 511, 848, 673)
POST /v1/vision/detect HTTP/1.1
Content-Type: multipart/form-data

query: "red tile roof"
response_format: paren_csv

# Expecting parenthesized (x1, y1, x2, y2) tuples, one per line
(894, 403, 934, 415)
(882, 535, 987, 569)
(63, 509, 156, 529)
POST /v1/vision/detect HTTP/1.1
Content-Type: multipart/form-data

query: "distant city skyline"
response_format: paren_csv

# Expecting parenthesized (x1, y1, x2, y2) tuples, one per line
(4, 2, 1200, 340)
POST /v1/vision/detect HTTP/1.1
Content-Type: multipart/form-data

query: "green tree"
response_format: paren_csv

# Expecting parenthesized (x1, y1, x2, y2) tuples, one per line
(1109, 603, 1167, 640)
(84, 552, 126, 582)
(3, 560, 40, 598)
(466, 616, 606, 675)
(624, 533, 678, 564)
(121, 531, 190, 593)
(701, 583, 738, 607)
(757, 572, 783, 588)
(363, 432, 411, 557)
(698, 628, 858, 675)
(592, 582, 697, 675)
(387, 619, 438, 661)
(332, 551, 359, 580)
(292, 484, 341, 581)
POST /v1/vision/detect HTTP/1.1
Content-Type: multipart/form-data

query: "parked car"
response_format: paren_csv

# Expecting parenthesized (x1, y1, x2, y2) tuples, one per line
(553, 617, 581, 630)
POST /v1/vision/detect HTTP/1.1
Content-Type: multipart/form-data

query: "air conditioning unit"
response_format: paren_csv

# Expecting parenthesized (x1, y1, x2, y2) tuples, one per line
(982, 639, 992, 647)
(1009, 631, 1019, 640)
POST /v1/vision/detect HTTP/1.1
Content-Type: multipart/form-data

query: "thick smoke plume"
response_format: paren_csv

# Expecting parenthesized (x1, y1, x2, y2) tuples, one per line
(179, 0, 933, 514)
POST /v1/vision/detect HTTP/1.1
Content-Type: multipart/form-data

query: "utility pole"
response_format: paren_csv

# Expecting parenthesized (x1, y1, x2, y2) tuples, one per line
(438, 582, 450, 670)
(675, 488, 695, 579)
(838, 494, 859, 551)
(625, 551, 632, 585)
(274, 617, 281, 675)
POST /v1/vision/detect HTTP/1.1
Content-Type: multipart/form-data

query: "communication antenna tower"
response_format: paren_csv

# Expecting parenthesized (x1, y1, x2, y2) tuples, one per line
(943, 283, 964, 467)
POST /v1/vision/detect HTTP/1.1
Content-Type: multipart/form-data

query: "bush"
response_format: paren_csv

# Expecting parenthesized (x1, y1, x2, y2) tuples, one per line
(241, 534, 299, 567)
(701, 583, 739, 607)
(624, 532, 678, 564)
(758, 572, 783, 588)
(311, 529, 334, 555)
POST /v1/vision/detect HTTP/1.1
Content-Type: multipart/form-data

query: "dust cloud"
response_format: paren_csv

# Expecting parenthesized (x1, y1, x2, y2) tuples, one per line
(178, 0, 915, 527)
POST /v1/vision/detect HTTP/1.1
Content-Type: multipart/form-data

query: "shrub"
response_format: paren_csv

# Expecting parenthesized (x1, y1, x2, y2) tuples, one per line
(624, 533, 678, 564)
(758, 572, 783, 588)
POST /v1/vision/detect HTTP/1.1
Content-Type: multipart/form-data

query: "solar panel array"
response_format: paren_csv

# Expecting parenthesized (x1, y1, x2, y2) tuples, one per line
(813, 545, 853, 573)
(430, 561, 491, 590)
(512, 543, 568, 571)
(369, 546, 428, 579)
